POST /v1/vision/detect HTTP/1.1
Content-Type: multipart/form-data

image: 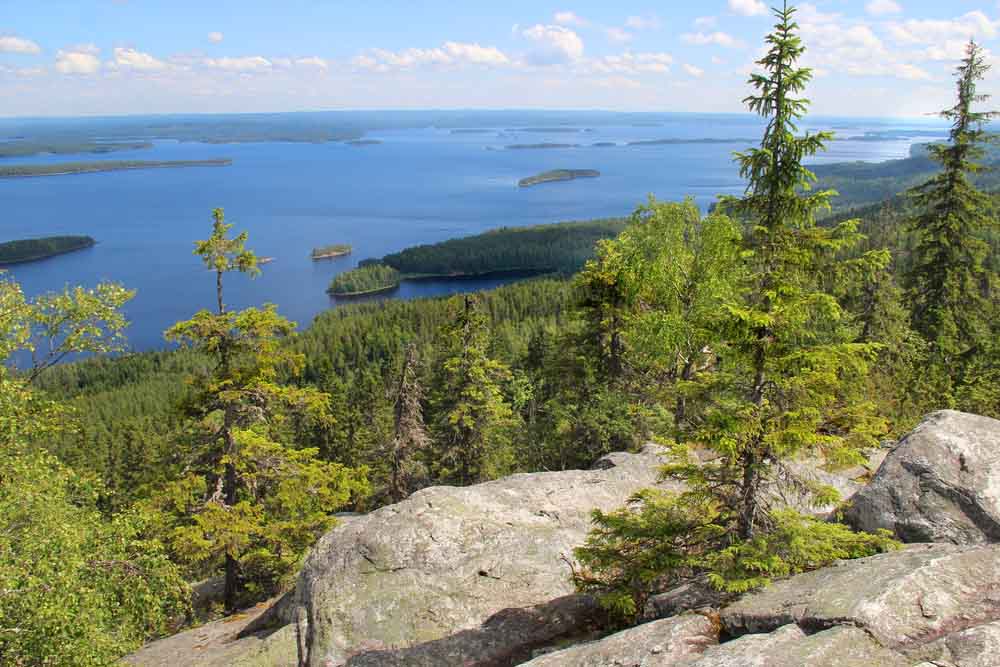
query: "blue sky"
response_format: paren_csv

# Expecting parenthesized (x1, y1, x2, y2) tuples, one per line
(2, 0, 999, 117)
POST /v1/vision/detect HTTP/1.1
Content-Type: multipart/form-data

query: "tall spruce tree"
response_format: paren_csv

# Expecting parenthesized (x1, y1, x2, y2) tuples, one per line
(158, 209, 367, 611)
(574, 3, 896, 621)
(905, 40, 998, 403)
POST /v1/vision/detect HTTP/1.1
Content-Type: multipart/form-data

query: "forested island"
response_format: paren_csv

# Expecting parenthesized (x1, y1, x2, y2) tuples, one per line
(327, 264, 400, 295)
(346, 139, 382, 146)
(311, 244, 352, 259)
(0, 159, 232, 179)
(518, 169, 600, 187)
(0, 235, 95, 264)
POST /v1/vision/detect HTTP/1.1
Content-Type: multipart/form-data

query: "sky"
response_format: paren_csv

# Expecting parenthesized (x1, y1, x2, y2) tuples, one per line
(2, 0, 1000, 118)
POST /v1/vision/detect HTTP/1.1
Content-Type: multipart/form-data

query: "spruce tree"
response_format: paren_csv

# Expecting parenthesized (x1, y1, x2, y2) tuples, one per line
(159, 209, 367, 611)
(574, 3, 897, 620)
(905, 40, 998, 401)
(431, 295, 517, 485)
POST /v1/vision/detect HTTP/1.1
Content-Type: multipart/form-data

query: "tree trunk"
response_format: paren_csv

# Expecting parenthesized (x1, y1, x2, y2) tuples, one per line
(223, 409, 239, 612)
(739, 335, 768, 541)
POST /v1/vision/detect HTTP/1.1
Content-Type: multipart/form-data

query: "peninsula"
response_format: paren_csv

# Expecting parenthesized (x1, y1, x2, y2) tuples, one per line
(311, 244, 352, 260)
(0, 159, 232, 179)
(518, 169, 600, 187)
(0, 235, 96, 264)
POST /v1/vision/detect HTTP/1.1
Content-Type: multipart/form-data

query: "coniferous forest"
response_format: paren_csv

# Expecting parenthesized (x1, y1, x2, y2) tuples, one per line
(2, 4, 999, 665)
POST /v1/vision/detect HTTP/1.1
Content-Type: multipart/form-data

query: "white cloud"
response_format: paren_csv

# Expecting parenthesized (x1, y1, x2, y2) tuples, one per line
(625, 15, 662, 30)
(591, 76, 641, 89)
(605, 27, 633, 44)
(888, 11, 999, 44)
(521, 24, 584, 65)
(295, 56, 329, 69)
(352, 41, 509, 71)
(208, 31, 224, 44)
(442, 41, 510, 66)
(694, 16, 717, 29)
(554, 11, 588, 27)
(0, 35, 41, 54)
(681, 31, 743, 48)
(711, 55, 727, 65)
(113, 47, 167, 71)
(683, 63, 705, 77)
(589, 51, 673, 75)
(203, 55, 272, 72)
(865, 0, 902, 17)
(797, 3, 841, 24)
(55, 44, 101, 74)
(728, 0, 767, 17)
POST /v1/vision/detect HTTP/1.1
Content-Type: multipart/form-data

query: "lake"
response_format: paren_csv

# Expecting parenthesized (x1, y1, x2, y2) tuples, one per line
(1, 112, 947, 355)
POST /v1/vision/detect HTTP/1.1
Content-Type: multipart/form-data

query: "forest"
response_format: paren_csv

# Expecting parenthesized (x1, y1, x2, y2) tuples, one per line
(0, 159, 233, 179)
(2, 5, 999, 665)
(0, 235, 96, 264)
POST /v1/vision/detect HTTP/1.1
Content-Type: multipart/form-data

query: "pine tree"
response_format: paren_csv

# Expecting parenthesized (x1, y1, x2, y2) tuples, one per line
(905, 40, 998, 402)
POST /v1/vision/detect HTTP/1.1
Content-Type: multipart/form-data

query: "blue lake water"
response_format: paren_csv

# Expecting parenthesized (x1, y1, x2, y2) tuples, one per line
(1, 113, 947, 355)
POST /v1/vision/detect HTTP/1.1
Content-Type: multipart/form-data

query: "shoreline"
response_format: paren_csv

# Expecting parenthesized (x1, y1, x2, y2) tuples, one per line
(328, 282, 401, 298)
(0, 159, 233, 179)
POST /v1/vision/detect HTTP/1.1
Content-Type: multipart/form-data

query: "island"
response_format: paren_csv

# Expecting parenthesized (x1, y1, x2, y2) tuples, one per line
(505, 143, 580, 150)
(328, 264, 401, 296)
(346, 139, 382, 146)
(626, 137, 758, 146)
(0, 159, 232, 179)
(0, 235, 96, 264)
(311, 244, 352, 260)
(592, 142, 617, 147)
(518, 169, 600, 188)
(0, 140, 152, 159)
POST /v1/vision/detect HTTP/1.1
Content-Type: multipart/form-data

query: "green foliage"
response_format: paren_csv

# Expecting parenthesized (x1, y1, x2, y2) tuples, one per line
(328, 264, 400, 295)
(0, 235, 95, 264)
(0, 448, 189, 666)
(573, 491, 897, 624)
(0, 272, 187, 665)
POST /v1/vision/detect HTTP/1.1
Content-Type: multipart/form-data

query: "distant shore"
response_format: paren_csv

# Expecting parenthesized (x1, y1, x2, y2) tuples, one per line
(0, 159, 233, 179)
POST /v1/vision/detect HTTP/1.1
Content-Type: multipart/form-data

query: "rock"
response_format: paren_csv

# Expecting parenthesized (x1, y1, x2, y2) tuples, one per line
(294, 445, 676, 667)
(689, 625, 909, 667)
(843, 410, 1000, 544)
(516, 613, 717, 666)
(912, 620, 1000, 667)
(342, 595, 606, 666)
(721, 543, 1000, 654)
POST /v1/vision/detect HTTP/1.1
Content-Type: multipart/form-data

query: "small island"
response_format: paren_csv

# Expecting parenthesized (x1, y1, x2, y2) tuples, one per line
(518, 169, 600, 188)
(311, 244, 353, 260)
(592, 142, 617, 147)
(328, 264, 401, 296)
(0, 159, 232, 179)
(346, 139, 382, 146)
(0, 235, 96, 264)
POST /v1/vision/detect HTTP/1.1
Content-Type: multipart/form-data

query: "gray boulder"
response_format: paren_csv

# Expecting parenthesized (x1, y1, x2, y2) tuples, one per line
(844, 410, 1000, 544)
(721, 543, 1000, 654)
(294, 445, 677, 667)
(517, 613, 717, 666)
(690, 624, 909, 667)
